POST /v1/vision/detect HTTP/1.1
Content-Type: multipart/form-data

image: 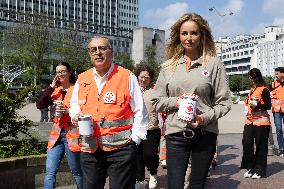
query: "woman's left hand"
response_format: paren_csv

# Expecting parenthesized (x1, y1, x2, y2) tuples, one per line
(190, 115, 204, 129)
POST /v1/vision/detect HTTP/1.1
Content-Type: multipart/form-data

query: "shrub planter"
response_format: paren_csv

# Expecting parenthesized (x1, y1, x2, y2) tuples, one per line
(0, 154, 76, 189)
(0, 122, 78, 188)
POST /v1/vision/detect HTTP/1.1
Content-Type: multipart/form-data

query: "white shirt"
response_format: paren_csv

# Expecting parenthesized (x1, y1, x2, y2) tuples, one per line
(69, 63, 149, 144)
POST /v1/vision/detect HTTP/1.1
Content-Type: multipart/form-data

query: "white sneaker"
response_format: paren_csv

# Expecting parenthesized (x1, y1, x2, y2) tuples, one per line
(244, 169, 253, 178)
(161, 160, 167, 168)
(149, 174, 158, 189)
(135, 180, 147, 189)
(251, 173, 261, 179)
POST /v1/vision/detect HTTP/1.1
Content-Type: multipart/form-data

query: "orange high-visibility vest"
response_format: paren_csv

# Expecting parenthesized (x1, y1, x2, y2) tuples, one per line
(271, 81, 284, 113)
(77, 64, 134, 153)
(47, 85, 81, 152)
(245, 86, 270, 126)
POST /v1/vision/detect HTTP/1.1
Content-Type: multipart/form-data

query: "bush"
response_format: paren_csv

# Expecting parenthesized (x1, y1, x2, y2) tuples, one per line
(0, 139, 46, 158)
(0, 81, 34, 139)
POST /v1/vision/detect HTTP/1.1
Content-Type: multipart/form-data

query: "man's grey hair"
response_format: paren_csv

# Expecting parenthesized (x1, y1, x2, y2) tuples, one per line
(88, 35, 113, 50)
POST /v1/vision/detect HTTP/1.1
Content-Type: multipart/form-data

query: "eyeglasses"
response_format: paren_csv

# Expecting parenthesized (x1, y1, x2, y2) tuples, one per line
(139, 76, 150, 80)
(56, 70, 68, 75)
(88, 45, 111, 55)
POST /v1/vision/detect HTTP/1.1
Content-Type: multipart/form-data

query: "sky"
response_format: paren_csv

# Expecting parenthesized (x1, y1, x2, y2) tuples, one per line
(139, 0, 284, 39)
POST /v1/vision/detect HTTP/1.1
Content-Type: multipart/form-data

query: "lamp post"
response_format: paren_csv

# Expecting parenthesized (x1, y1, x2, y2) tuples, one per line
(209, 6, 233, 61)
(2, 21, 6, 82)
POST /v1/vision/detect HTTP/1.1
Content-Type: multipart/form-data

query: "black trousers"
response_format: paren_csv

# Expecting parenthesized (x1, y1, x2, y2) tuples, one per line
(241, 124, 270, 176)
(81, 142, 137, 189)
(136, 128, 161, 181)
(166, 129, 217, 189)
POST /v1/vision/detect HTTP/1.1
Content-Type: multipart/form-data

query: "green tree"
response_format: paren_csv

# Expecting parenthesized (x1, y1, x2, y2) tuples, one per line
(140, 45, 158, 69)
(264, 76, 274, 86)
(0, 81, 34, 139)
(114, 52, 135, 71)
(4, 22, 50, 86)
(139, 45, 161, 81)
(229, 74, 250, 92)
(52, 37, 90, 75)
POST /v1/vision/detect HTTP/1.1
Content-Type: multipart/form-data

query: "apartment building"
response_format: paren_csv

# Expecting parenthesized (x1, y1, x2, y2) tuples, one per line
(252, 26, 284, 76)
(220, 25, 284, 77)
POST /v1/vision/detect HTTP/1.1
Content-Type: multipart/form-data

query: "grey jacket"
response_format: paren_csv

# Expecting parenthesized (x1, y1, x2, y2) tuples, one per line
(143, 88, 159, 130)
(151, 56, 231, 135)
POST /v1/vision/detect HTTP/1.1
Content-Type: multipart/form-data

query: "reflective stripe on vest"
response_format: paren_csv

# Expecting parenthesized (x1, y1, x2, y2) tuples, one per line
(47, 125, 61, 149)
(100, 129, 131, 143)
(81, 136, 98, 152)
(98, 118, 134, 128)
(272, 99, 281, 112)
(245, 116, 270, 126)
(80, 129, 132, 152)
(65, 126, 81, 152)
(99, 130, 132, 151)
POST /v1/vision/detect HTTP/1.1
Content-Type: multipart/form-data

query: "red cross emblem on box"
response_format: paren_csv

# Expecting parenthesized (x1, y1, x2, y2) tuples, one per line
(103, 92, 116, 104)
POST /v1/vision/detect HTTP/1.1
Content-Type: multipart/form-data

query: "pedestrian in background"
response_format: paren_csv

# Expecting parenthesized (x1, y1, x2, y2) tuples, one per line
(69, 36, 149, 189)
(151, 13, 231, 189)
(241, 68, 271, 179)
(134, 64, 161, 189)
(36, 62, 82, 189)
(38, 85, 49, 122)
(269, 67, 284, 156)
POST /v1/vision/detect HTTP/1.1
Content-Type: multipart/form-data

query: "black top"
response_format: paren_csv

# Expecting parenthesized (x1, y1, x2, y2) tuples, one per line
(255, 88, 271, 110)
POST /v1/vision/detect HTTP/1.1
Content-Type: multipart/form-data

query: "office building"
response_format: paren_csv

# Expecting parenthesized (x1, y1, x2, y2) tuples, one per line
(0, 0, 139, 53)
(132, 27, 165, 65)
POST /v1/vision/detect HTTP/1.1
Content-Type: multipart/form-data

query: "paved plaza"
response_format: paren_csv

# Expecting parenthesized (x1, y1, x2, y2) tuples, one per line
(18, 104, 284, 189)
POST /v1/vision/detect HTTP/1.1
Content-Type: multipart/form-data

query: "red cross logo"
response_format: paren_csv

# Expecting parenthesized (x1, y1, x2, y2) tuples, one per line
(202, 70, 209, 77)
(187, 105, 193, 112)
(103, 92, 116, 104)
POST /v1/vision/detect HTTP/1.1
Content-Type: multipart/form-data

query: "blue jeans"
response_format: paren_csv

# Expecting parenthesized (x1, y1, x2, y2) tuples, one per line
(44, 129, 83, 189)
(273, 112, 284, 150)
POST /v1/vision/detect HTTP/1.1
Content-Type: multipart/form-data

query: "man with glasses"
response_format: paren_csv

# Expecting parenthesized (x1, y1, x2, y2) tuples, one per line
(69, 36, 149, 189)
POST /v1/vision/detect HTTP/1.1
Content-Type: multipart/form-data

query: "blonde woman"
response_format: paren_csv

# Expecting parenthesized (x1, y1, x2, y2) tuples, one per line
(151, 13, 231, 189)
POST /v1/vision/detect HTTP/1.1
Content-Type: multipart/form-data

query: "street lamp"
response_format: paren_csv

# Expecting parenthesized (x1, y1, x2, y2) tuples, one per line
(209, 6, 234, 60)
(209, 6, 233, 17)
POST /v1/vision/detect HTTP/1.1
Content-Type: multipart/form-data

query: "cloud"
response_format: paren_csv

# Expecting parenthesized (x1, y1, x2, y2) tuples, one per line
(263, 0, 284, 16)
(144, 2, 189, 31)
(225, 0, 244, 14)
(263, 0, 284, 25)
(144, 2, 188, 19)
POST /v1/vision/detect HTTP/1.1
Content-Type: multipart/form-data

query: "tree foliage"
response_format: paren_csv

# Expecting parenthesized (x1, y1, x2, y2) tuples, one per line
(140, 45, 159, 70)
(264, 76, 274, 85)
(229, 74, 250, 92)
(52, 38, 90, 75)
(0, 81, 34, 139)
(114, 52, 135, 71)
(139, 45, 161, 81)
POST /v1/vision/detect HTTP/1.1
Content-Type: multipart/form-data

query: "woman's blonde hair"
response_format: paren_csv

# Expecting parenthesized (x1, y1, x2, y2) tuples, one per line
(165, 13, 216, 70)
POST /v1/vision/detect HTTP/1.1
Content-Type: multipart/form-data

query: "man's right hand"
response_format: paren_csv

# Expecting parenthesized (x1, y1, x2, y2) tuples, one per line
(72, 114, 79, 126)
